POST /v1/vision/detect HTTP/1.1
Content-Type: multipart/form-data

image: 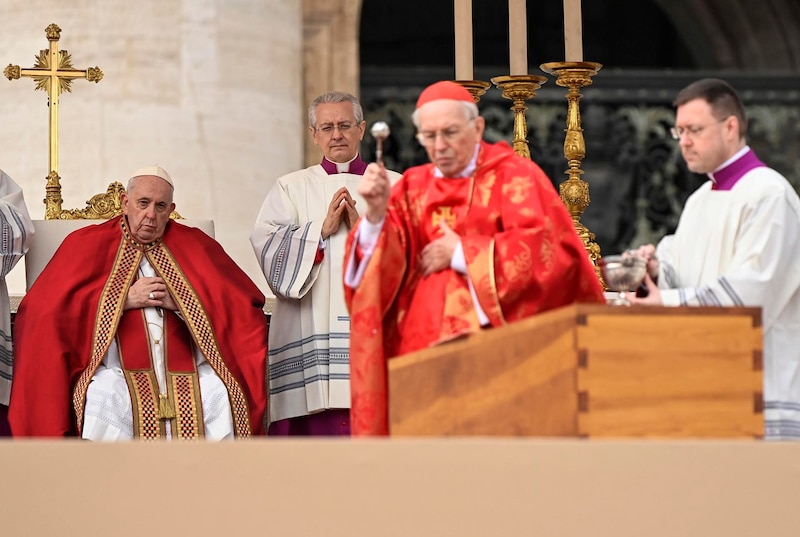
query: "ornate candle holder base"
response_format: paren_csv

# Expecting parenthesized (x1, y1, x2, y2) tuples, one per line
(540, 61, 602, 90)
(453, 80, 492, 103)
(490, 75, 548, 159)
(539, 61, 604, 283)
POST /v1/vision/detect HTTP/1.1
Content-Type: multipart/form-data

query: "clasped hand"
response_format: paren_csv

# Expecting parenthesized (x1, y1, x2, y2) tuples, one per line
(420, 221, 460, 276)
(124, 276, 178, 311)
(322, 186, 359, 239)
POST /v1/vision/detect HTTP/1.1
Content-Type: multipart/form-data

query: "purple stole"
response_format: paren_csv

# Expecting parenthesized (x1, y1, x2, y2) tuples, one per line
(320, 155, 367, 176)
(710, 149, 766, 191)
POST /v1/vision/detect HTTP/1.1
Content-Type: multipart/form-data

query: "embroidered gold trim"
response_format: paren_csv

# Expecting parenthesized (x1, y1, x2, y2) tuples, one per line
(126, 369, 166, 440)
(169, 373, 204, 440)
(147, 244, 252, 437)
(73, 234, 141, 434)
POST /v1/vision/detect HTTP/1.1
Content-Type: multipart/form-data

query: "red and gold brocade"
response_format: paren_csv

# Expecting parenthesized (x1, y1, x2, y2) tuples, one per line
(344, 141, 605, 435)
(10, 217, 268, 437)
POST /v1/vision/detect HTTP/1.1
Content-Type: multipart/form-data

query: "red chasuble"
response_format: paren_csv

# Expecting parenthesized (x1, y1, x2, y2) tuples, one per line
(10, 217, 268, 437)
(344, 141, 605, 435)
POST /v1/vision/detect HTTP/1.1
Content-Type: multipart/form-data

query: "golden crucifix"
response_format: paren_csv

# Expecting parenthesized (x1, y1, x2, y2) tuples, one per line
(4, 23, 103, 219)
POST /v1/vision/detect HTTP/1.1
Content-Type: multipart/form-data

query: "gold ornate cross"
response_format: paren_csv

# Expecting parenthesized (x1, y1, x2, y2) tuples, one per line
(4, 23, 103, 219)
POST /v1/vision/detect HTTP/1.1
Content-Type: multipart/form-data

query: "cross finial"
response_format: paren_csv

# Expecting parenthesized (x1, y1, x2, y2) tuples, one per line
(4, 23, 103, 218)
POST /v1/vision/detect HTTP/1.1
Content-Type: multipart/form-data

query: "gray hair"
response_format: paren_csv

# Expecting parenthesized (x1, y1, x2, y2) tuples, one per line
(411, 100, 479, 128)
(308, 91, 364, 128)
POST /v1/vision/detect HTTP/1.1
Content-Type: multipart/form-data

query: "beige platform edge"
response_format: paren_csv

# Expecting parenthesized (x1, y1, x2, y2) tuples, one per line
(0, 439, 798, 536)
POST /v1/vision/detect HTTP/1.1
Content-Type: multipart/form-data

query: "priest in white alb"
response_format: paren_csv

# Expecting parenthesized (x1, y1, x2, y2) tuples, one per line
(250, 91, 399, 435)
(630, 78, 800, 440)
(0, 169, 34, 437)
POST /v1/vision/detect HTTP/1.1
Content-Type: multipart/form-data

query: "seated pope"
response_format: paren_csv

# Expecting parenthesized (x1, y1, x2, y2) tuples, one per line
(9, 166, 268, 440)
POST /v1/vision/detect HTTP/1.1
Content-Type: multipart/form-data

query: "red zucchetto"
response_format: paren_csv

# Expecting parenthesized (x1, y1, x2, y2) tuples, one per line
(415, 81, 474, 108)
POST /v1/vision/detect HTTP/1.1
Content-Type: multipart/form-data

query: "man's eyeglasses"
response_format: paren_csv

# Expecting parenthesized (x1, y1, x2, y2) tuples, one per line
(316, 123, 355, 135)
(416, 121, 473, 147)
(670, 118, 728, 140)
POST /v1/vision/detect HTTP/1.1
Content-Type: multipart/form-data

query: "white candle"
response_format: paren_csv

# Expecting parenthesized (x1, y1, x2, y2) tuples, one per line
(508, 0, 527, 75)
(454, 0, 473, 80)
(564, 0, 583, 62)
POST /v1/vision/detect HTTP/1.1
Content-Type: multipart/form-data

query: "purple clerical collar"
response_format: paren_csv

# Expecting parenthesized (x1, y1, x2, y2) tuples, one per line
(709, 147, 765, 191)
(320, 155, 367, 176)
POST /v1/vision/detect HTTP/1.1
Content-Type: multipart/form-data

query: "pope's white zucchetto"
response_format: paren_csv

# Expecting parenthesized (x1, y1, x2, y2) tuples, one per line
(130, 165, 173, 188)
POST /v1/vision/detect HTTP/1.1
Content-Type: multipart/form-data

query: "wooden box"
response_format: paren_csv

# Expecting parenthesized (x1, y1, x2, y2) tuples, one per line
(388, 304, 763, 438)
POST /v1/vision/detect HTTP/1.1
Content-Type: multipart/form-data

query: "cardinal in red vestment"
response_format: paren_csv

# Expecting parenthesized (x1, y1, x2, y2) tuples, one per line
(10, 166, 267, 439)
(343, 81, 605, 435)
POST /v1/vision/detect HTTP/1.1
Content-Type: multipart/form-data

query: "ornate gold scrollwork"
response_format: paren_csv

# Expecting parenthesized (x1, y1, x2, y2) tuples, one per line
(53, 180, 182, 221)
(56, 182, 125, 220)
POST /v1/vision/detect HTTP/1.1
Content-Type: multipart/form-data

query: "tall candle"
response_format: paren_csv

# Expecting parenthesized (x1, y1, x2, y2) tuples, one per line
(564, 0, 583, 62)
(508, 0, 527, 75)
(454, 0, 473, 80)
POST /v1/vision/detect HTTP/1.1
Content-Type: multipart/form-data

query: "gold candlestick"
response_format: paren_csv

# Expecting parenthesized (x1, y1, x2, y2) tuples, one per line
(490, 75, 547, 158)
(540, 61, 603, 281)
(454, 80, 492, 102)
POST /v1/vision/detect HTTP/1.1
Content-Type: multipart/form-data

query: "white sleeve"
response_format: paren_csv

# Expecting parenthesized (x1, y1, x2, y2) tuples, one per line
(450, 241, 466, 274)
(0, 169, 34, 278)
(344, 217, 384, 288)
(249, 181, 323, 299)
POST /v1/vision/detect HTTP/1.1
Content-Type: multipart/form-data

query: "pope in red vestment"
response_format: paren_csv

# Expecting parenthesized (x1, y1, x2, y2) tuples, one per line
(344, 81, 605, 435)
(10, 167, 267, 438)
